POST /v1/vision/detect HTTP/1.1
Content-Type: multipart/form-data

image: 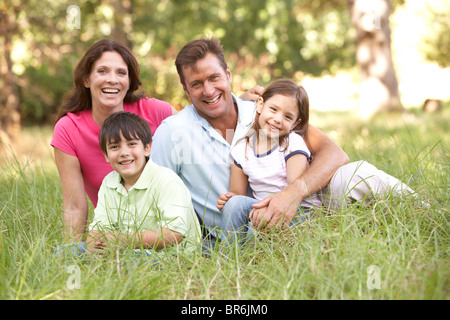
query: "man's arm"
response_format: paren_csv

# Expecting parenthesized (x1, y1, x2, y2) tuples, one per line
(251, 124, 349, 230)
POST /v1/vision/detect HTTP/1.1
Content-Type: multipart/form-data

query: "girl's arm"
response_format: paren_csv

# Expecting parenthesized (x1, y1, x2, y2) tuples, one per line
(229, 163, 249, 195)
(252, 125, 349, 230)
(217, 163, 248, 210)
(54, 148, 89, 242)
(286, 154, 309, 185)
(249, 153, 308, 227)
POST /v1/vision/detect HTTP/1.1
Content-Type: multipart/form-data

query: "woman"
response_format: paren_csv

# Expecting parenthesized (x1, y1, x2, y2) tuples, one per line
(51, 39, 176, 243)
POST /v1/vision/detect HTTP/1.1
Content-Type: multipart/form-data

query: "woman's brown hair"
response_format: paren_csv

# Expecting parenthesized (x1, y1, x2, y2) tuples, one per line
(55, 39, 143, 124)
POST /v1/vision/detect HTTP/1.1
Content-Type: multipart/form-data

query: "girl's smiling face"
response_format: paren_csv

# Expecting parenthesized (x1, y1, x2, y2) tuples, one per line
(256, 94, 301, 143)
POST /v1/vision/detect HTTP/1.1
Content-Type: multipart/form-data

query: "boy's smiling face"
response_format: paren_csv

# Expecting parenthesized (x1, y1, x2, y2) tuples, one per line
(104, 131, 151, 190)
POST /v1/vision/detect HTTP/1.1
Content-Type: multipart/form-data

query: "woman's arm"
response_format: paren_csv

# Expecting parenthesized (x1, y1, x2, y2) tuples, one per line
(54, 148, 89, 242)
(252, 125, 349, 230)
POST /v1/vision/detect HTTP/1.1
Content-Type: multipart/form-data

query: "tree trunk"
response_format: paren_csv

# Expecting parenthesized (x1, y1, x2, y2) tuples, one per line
(0, 4, 21, 144)
(349, 0, 403, 118)
(111, 0, 133, 49)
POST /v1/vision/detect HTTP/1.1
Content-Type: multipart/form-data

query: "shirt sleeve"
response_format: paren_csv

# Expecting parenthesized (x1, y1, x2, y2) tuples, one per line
(51, 116, 77, 157)
(230, 138, 247, 169)
(284, 132, 311, 162)
(151, 121, 181, 174)
(154, 176, 195, 236)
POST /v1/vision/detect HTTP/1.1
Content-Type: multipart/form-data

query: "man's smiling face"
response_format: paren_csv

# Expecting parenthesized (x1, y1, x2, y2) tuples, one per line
(181, 52, 233, 123)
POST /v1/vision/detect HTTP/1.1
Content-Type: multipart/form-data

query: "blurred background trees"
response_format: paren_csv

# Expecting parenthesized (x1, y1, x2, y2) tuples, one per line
(1, 0, 449, 143)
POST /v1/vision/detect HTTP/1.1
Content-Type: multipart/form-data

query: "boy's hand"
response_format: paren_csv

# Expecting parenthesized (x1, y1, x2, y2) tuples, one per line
(217, 192, 235, 211)
(86, 231, 107, 254)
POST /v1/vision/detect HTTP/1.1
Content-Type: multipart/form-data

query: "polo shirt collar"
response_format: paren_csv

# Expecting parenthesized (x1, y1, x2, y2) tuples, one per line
(105, 159, 156, 193)
(235, 94, 256, 127)
(190, 93, 255, 143)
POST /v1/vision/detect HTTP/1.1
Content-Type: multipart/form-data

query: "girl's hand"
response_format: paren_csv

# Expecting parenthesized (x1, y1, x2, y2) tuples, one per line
(249, 206, 268, 230)
(217, 192, 236, 211)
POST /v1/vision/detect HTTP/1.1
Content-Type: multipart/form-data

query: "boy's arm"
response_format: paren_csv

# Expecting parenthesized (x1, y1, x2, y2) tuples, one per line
(139, 175, 197, 250)
(85, 182, 113, 253)
(133, 229, 183, 249)
(85, 228, 183, 251)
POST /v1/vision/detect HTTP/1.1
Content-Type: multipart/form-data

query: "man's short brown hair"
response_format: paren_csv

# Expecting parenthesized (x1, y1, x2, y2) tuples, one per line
(175, 37, 228, 87)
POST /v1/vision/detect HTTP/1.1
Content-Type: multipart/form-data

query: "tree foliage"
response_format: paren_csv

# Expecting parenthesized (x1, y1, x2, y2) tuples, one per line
(420, 1, 450, 68)
(0, 0, 446, 126)
(1, 0, 359, 124)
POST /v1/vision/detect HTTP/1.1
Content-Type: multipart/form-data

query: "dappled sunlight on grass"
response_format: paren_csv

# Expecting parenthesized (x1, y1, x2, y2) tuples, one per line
(0, 107, 448, 300)
(0, 125, 57, 175)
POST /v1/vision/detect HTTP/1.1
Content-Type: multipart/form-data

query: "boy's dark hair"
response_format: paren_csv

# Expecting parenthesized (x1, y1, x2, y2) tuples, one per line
(99, 111, 152, 155)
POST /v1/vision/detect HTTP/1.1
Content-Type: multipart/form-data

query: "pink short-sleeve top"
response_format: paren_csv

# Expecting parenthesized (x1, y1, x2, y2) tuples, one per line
(51, 97, 172, 207)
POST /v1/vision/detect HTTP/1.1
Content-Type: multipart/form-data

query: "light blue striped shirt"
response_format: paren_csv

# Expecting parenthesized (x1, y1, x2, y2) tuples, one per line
(151, 95, 256, 235)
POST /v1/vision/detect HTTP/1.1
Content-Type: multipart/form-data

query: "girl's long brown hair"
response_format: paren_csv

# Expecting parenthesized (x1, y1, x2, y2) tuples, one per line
(246, 79, 310, 152)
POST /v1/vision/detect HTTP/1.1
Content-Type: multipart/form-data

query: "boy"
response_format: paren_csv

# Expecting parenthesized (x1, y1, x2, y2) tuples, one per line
(86, 111, 201, 259)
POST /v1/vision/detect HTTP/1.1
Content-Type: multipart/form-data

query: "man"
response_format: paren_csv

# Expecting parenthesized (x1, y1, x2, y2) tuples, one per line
(152, 37, 415, 242)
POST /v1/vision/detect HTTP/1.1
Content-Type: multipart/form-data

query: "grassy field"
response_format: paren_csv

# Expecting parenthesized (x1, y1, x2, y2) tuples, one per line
(0, 106, 448, 302)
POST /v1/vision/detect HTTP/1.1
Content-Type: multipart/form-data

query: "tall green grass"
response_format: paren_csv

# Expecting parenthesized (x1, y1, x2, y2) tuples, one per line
(0, 108, 448, 300)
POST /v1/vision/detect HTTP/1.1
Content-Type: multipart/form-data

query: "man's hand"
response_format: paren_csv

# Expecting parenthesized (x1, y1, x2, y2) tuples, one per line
(251, 191, 299, 231)
(239, 85, 264, 101)
(249, 206, 269, 230)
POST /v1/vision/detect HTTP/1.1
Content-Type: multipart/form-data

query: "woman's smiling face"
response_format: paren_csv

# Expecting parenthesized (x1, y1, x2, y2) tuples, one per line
(84, 51, 130, 112)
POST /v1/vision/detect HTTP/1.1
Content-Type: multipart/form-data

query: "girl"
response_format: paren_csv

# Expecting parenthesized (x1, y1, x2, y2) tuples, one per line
(217, 79, 321, 244)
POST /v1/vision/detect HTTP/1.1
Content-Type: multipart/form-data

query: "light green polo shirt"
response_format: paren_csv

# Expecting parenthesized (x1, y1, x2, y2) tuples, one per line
(89, 159, 201, 256)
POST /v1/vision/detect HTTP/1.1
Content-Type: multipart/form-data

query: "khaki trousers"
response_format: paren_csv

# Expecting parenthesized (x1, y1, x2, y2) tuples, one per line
(318, 160, 416, 208)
